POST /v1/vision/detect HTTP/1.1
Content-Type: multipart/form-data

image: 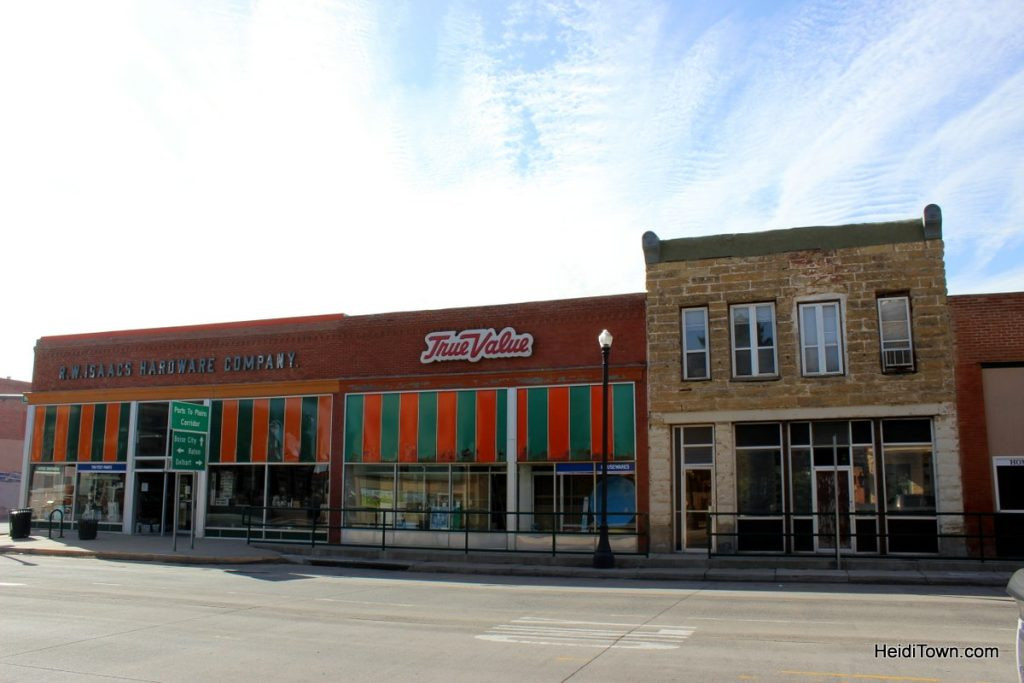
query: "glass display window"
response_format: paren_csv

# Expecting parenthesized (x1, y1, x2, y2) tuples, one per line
(344, 464, 395, 527)
(74, 468, 126, 523)
(27, 465, 74, 520)
(207, 465, 266, 528)
(267, 464, 329, 528)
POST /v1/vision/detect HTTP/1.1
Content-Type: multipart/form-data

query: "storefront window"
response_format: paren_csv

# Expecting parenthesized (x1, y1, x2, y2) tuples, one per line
(344, 464, 395, 527)
(267, 465, 329, 528)
(529, 466, 555, 531)
(27, 465, 74, 520)
(735, 424, 782, 515)
(451, 465, 506, 531)
(136, 402, 169, 460)
(789, 448, 812, 514)
(852, 446, 877, 513)
(883, 447, 935, 513)
(599, 473, 637, 529)
(207, 465, 266, 528)
(882, 419, 935, 514)
(75, 470, 126, 523)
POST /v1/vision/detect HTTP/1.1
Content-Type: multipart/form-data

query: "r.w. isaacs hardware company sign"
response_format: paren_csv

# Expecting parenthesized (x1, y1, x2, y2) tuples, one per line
(420, 328, 533, 364)
(58, 351, 299, 380)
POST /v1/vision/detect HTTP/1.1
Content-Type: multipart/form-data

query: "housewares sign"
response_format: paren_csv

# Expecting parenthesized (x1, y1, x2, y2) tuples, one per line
(420, 327, 533, 364)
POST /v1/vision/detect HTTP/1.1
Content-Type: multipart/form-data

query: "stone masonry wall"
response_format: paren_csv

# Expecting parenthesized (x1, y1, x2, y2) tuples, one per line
(646, 238, 959, 552)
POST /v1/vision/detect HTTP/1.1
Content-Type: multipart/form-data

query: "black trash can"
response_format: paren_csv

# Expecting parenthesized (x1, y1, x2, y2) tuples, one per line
(77, 518, 98, 541)
(9, 508, 31, 539)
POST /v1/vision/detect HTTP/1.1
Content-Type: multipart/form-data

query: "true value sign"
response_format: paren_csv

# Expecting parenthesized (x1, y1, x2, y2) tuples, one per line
(170, 401, 210, 471)
(420, 327, 533, 364)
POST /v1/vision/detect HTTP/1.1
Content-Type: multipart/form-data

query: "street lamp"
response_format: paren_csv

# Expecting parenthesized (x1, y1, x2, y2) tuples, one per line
(593, 328, 615, 569)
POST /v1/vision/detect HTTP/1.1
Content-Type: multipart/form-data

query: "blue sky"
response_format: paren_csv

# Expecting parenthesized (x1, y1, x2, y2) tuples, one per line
(2, 0, 1022, 382)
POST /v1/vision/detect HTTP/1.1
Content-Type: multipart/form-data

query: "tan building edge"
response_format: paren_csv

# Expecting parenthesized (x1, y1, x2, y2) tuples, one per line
(643, 205, 963, 556)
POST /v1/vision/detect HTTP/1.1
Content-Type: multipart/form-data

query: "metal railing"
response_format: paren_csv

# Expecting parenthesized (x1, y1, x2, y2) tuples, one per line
(241, 505, 649, 556)
(700, 511, 1024, 560)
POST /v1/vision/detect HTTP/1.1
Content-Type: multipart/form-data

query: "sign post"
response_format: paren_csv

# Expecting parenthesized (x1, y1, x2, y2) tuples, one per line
(169, 402, 210, 550)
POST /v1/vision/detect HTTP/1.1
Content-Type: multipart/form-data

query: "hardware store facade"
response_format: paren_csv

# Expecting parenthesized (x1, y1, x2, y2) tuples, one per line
(20, 294, 648, 553)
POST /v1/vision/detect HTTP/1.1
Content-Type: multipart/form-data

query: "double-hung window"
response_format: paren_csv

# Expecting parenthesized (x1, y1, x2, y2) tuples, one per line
(878, 296, 914, 371)
(799, 301, 843, 375)
(731, 303, 777, 378)
(682, 307, 709, 380)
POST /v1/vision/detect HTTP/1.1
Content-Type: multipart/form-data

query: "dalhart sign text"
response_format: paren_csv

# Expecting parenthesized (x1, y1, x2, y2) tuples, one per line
(420, 327, 533, 364)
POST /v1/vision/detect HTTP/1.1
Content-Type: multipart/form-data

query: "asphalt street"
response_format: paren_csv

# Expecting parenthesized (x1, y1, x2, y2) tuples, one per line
(0, 554, 1017, 682)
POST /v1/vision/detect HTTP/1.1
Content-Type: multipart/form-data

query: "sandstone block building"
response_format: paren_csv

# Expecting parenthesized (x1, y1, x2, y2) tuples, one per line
(642, 205, 963, 555)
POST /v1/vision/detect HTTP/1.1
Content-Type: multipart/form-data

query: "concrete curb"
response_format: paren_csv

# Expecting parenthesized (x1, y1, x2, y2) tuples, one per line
(3, 537, 1018, 585)
(278, 554, 1014, 586)
(0, 542, 284, 565)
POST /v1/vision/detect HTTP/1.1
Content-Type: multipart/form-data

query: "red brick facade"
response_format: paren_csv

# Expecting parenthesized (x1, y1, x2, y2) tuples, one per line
(949, 292, 1024, 514)
(26, 294, 649, 539)
(0, 378, 31, 518)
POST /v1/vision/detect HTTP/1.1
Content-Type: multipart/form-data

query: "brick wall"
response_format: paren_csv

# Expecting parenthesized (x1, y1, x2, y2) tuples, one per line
(31, 294, 647, 392)
(949, 292, 1024, 513)
(0, 379, 30, 517)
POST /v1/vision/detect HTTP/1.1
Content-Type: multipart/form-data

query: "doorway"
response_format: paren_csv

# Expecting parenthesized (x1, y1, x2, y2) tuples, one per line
(813, 466, 853, 551)
(133, 472, 193, 534)
(683, 468, 713, 550)
(134, 471, 170, 534)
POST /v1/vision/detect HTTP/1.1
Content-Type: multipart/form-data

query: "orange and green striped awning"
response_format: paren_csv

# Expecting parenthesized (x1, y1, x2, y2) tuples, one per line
(343, 384, 636, 464)
(30, 403, 131, 463)
(517, 383, 635, 462)
(345, 390, 508, 463)
(209, 396, 331, 464)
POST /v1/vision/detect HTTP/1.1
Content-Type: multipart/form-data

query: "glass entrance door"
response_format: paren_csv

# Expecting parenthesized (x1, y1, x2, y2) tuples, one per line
(134, 471, 175, 535)
(176, 474, 193, 534)
(683, 468, 713, 550)
(814, 468, 852, 551)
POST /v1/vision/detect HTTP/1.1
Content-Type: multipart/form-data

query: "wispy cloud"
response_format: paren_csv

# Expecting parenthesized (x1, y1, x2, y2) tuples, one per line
(0, 0, 1021, 379)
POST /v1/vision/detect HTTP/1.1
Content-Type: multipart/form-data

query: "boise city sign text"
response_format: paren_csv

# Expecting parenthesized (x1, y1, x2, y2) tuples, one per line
(58, 351, 299, 381)
(420, 327, 533, 364)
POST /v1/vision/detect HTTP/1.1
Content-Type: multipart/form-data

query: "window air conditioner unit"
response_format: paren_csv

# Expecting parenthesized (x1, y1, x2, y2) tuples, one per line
(883, 348, 913, 369)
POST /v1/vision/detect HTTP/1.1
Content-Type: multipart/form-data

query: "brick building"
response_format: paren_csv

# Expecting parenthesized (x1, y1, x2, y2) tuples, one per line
(949, 292, 1024, 557)
(642, 205, 963, 555)
(1, 377, 31, 520)
(22, 294, 648, 553)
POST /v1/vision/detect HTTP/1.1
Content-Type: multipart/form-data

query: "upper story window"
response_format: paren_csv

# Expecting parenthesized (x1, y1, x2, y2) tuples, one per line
(730, 303, 777, 378)
(799, 301, 843, 376)
(682, 307, 709, 380)
(878, 296, 914, 372)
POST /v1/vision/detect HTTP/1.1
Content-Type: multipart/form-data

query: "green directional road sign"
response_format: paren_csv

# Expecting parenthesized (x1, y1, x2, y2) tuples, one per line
(171, 430, 208, 471)
(170, 401, 210, 434)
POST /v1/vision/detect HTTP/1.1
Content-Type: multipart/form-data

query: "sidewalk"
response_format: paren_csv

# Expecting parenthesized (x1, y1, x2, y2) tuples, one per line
(2, 521, 1019, 586)
(0, 521, 281, 565)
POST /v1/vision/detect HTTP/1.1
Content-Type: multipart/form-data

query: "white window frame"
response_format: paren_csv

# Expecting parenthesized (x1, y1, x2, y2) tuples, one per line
(730, 302, 778, 378)
(878, 296, 914, 371)
(681, 307, 710, 380)
(799, 301, 844, 376)
(677, 425, 716, 551)
(992, 456, 1024, 513)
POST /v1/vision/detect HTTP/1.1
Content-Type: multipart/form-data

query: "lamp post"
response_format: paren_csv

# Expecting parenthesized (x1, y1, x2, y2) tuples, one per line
(593, 329, 615, 569)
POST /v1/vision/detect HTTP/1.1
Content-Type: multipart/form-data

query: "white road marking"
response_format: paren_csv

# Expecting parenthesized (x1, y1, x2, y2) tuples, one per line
(0, 582, 26, 586)
(316, 598, 415, 607)
(477, 617, 695, 650)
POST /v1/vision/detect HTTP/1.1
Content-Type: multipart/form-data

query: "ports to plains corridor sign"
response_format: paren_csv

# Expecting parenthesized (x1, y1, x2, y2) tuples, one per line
(170, 401, 209, 471)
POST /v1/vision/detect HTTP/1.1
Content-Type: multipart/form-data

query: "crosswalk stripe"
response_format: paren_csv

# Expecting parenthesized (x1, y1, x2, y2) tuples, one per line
(477, 617, 696, 650)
